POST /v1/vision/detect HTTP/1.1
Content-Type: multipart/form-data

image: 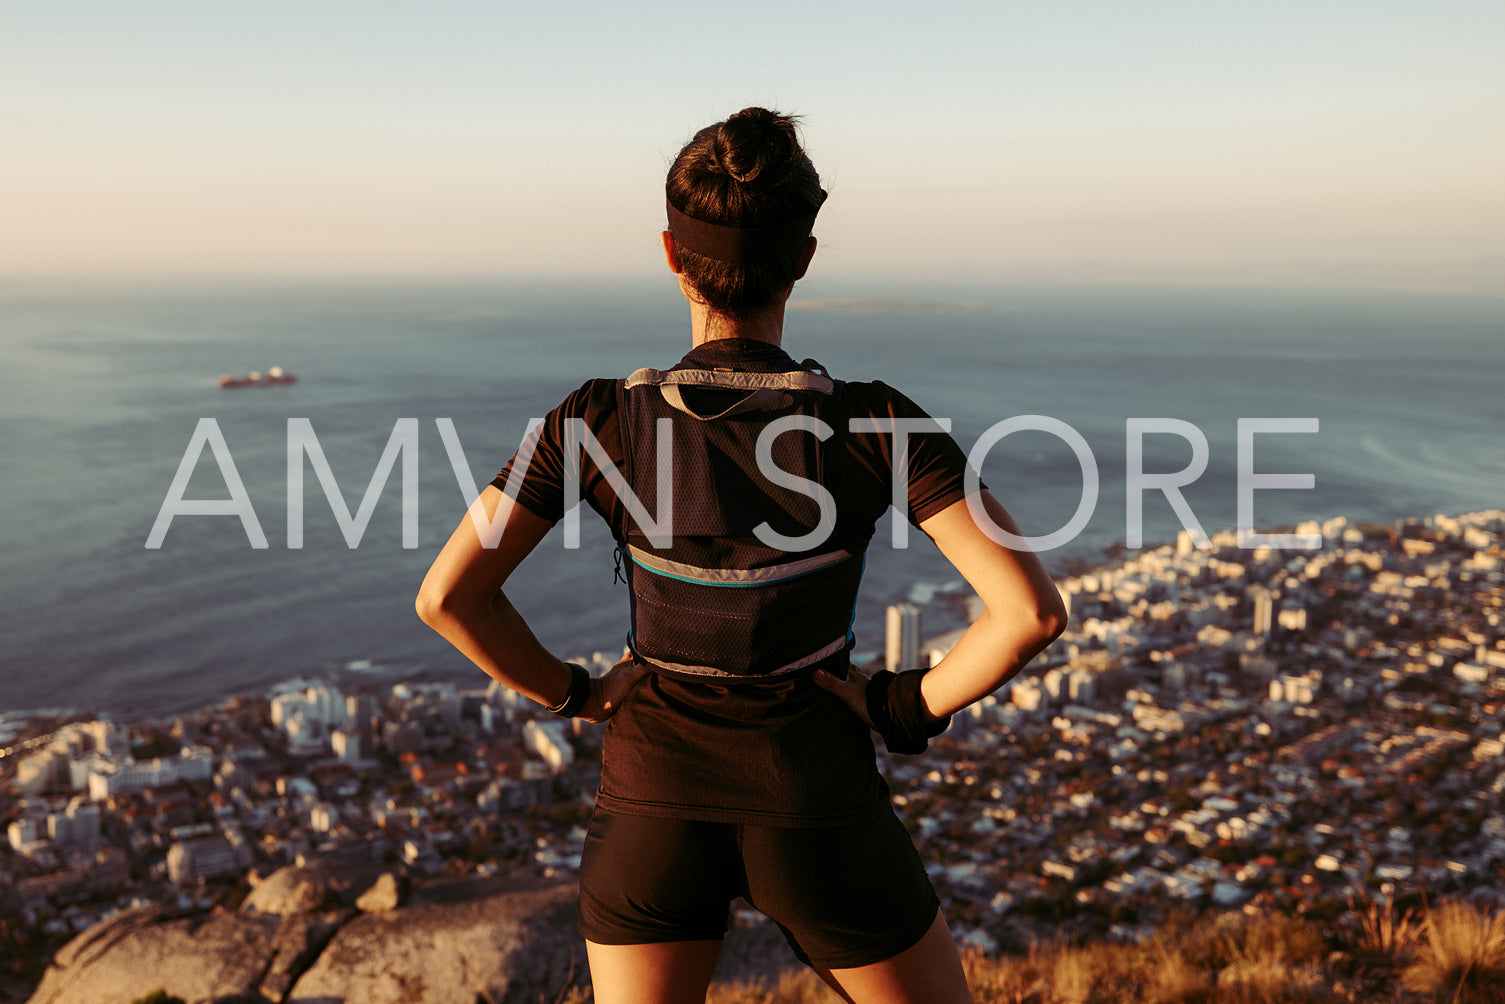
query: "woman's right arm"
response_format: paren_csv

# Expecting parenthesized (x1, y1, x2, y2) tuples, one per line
(914, 490, 1067, 719)
(415, 484, 647, 723)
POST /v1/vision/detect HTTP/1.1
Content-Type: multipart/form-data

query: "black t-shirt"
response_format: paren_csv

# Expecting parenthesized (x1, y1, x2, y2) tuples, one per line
(491, 338, 978, 825)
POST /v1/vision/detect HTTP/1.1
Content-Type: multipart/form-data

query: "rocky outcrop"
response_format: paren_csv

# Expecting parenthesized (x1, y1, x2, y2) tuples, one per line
(27, 865, 584, 1004)
(242, 860, 383, 917)
(27, 904, 283, 1004)
(287, 880, 579, 1004)
(27, 862, 808, 1004)
(353, 873, 405, 914)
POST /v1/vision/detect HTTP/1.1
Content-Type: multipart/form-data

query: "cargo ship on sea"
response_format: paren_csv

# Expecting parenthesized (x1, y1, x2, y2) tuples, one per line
(219, 365, 296, 389)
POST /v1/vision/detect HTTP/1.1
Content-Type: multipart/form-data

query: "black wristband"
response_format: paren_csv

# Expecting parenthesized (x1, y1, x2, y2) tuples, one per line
(865, 671, 900, 746)
(547, 663, 592, 718)
(865, 668, 950, 755)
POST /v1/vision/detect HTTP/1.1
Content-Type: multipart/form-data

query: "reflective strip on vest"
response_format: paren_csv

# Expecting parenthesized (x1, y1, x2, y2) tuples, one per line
(630, 630, 852, 680)
(626, 543, 851, 587)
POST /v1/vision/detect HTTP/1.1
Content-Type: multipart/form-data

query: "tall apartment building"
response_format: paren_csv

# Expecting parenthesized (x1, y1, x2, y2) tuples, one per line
(886, 602, 921, 673)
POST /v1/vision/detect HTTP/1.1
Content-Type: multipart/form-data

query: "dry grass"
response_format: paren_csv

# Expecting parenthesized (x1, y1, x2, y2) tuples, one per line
(1354, 896, 1425, 963)
(1047, 946, 1094, 1003)
(1217, 959, 1336, 1003)
(962, 944, 1051, 1003)
(1401, 900, 1505, 1004)
(552, 899, 1505, 1003)
(1136, 947, 1214, 1004)
(1189, 910, 1326, 971)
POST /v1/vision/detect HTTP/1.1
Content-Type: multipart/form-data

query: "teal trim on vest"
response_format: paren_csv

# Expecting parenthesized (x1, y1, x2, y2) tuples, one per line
(626, 544, 852, 588)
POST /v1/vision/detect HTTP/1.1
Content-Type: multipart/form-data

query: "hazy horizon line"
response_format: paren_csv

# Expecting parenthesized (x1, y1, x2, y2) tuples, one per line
(0, 256, 1501, 299)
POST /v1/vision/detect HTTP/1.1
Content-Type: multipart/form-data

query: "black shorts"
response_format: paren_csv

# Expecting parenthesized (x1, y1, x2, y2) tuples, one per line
(576, 806, 941, 970)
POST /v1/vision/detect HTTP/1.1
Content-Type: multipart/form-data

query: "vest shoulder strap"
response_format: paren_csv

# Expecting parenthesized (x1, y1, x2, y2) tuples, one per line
(624, 366, 834, 395)
(623, 360, 836, 420)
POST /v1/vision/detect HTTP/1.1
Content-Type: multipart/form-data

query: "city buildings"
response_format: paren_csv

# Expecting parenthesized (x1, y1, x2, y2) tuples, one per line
(3, 510, 1503, 957)
(887, 601, 921, 672)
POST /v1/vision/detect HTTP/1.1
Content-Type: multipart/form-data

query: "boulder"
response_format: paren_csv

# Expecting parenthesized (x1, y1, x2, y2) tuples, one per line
(27, 906, 280, 1004)
(27, 875, 583, 1004)
(286, 878, 580, 1004)
(241, 861, 383, 917)
(354, 873, 405, 914)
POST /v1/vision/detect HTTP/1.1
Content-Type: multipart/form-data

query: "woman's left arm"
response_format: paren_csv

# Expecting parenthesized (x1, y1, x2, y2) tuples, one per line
(415, 484, 647, 723)
(815, 490, 1067, 726)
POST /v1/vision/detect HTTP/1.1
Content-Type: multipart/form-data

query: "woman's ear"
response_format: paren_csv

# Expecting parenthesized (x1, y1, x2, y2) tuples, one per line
(792, 235, 817, 281)
(661, 230, 683, 275)
(774, 236, 820, 305)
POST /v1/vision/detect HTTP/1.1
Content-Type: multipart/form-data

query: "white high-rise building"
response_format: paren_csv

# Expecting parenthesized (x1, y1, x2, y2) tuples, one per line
(331, 730, 363, 763)
(524, 720, 575, 771)
(48, 797, 101, 846)
(82, 720, 130, 757)
(167, 834, 242, 884)
(310, 803, 339, 833)
(16, 750, 64, 797)
(1009, 678, 1045, 715)
(86, 747, 214, 800)
(7, 817, 43, 854)
(1248, 585, 1275, 636)
(1043, 668, 1065, 702)
(271, 682, 347, 753)
(886, 602, 921, 672)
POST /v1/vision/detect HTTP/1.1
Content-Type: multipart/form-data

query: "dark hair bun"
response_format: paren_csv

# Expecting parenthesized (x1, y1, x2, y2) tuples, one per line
(713, 107, 800, 184)
(666, 107, 824, 318)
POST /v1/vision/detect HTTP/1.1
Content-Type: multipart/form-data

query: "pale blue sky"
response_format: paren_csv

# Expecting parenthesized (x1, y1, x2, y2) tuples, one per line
(3, 2, 1502, 283)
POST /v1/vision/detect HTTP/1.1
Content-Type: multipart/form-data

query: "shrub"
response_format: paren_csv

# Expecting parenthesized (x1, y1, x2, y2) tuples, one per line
(1138, 947, 1214, 1004)
(1049, 946, 1094, 1004)
(1353, 896, 1423, 963)
(1215, 959, 1335, 1003)
(1402, 899, 1505, 1004)
(1176, 910, 1325, 972)
(962, 945, 1050, 1003)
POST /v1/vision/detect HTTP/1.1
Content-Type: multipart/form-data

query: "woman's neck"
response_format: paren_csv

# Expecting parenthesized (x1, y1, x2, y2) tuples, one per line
(685, 282, 786, 348)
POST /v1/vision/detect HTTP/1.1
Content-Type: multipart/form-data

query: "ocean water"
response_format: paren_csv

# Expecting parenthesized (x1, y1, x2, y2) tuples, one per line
(1, 276, 1501, 717)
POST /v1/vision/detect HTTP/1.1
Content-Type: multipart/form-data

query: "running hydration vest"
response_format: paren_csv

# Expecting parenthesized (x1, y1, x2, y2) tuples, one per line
(616, 360, 866, 680)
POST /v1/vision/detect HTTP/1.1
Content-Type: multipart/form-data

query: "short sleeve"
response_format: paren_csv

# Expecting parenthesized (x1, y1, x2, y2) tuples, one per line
(838, 380, 983, 528)
(489, 379, 621, 524)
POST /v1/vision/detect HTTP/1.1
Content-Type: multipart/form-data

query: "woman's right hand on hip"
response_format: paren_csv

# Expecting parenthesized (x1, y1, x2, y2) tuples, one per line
(813, 666, 875, 730)
(579, 653, 651, 724)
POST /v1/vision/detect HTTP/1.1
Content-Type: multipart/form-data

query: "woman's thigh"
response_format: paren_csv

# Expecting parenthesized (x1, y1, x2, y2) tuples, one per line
(577, 808, 970, 1002)
(585, 939, 724, 1004)
(816, 910, 972, 1004)
(585, 913, 970, 1004)
(577, 809, 740, 1002)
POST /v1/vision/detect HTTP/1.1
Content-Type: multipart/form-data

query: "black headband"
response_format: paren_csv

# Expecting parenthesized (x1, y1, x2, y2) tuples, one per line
(666, 189, 826, 265)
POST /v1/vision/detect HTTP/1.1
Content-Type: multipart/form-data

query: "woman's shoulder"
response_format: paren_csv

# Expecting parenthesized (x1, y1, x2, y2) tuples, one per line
(548, 376, 621, 419)
(834, 376, 939, 422)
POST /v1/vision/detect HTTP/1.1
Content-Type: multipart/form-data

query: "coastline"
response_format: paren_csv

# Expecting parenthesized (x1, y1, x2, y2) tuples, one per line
(1, 504, 1497, 730)
(2, 504, 1503, 998)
